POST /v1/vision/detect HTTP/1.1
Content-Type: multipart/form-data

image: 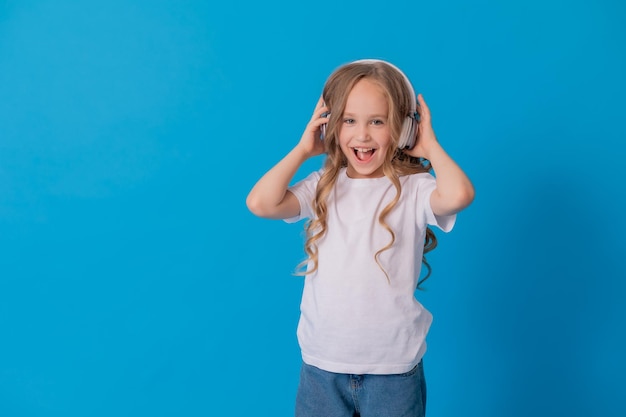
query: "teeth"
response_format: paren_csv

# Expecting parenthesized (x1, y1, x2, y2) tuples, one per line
(354, 148, 374, 152)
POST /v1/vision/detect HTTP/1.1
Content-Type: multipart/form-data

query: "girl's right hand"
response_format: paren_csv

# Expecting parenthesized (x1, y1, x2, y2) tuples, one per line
(296, 96, 328, 158)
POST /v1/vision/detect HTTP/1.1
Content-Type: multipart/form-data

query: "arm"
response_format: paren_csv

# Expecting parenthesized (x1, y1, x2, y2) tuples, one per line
(246, 97, 328, 219)
(404, 94, 475, 217)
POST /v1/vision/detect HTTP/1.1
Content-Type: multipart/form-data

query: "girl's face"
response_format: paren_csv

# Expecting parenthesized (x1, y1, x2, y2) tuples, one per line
(338, 78, 392, 179)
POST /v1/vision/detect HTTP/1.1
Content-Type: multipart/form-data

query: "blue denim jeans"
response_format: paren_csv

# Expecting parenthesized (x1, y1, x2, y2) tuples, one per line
(295, 361, 426, 417)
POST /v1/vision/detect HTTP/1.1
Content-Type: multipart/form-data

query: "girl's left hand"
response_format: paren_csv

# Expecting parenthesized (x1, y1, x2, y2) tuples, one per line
(403, 93, 438, 160)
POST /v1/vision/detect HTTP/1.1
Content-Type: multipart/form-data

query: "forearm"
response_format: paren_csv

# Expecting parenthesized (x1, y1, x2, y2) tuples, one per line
(426, 141, 475, 216)
(246, 146, 309, 218)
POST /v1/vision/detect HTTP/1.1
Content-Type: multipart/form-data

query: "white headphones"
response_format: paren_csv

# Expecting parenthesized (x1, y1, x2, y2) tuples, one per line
(352, 59, 420, 150)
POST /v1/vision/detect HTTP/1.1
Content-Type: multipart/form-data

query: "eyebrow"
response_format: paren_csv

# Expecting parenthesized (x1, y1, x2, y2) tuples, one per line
(342, 112, 388, 118)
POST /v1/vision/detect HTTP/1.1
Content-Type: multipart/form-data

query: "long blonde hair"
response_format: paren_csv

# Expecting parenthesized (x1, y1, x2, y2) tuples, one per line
(298, 60, 438, 289)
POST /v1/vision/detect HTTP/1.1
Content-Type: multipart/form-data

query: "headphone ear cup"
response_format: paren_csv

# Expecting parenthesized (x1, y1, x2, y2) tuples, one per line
(398, 116, 418, 150)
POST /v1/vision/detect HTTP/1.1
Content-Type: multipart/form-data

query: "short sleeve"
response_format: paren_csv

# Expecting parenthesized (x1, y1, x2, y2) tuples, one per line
(283, 170, 321, 224)
(414, 174, 456, 232)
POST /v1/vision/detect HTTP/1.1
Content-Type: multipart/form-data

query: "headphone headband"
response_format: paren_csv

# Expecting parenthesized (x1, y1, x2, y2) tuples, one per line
(351, 59, 416, 102)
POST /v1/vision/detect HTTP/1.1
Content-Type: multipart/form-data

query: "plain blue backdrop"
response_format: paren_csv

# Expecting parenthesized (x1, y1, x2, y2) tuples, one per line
(1, 0, 625, 416)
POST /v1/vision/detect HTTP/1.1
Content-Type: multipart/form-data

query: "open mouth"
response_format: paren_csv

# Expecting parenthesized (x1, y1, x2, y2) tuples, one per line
(353, 147, 376, 162)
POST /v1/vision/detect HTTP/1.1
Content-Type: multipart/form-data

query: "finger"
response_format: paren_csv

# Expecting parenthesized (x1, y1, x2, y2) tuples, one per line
(311, 104, 329, 121)
(309, 115, 330, 130)
(314, 95, 325, 111)
(304, 113, 327, 133)
(417, 94, 431, 118)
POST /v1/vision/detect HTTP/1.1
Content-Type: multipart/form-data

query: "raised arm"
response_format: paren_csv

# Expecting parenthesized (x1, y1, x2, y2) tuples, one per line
(246, 97, 328, 219)
(404, 94, 475, 216)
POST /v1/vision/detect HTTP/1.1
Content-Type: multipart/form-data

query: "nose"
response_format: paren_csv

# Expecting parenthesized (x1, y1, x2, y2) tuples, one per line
(355, 123, 371, 142)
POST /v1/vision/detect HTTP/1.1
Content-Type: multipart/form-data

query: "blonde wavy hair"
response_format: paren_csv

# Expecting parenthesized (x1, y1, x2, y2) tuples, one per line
(298, 60, 438, 289)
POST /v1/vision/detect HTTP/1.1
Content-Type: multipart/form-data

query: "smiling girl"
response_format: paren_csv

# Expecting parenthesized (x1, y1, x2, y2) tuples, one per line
(246, 59, 474, 416)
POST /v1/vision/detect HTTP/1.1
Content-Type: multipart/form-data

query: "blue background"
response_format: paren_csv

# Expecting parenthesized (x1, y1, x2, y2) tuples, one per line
(1, 0, 625, 416)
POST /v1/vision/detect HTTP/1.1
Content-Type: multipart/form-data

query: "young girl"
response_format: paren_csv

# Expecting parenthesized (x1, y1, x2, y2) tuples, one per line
(246, 59, 474, 417)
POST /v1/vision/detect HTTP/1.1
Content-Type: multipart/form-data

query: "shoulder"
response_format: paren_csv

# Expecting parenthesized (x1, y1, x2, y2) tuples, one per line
(398, 172, 438, 205)
(400, 171, 436, 186)
(292, 168, 324, 187)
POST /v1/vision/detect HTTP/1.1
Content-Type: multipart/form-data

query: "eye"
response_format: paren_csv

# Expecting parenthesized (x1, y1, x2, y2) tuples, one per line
(343, 118, 355, 124)
(371, 119, 384, 125)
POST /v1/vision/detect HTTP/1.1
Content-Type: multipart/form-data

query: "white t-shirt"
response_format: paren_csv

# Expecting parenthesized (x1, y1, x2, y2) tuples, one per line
(286, 167, 456, 375)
